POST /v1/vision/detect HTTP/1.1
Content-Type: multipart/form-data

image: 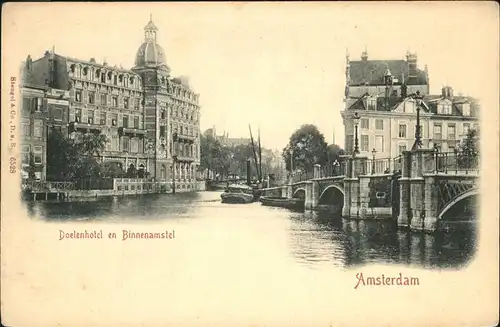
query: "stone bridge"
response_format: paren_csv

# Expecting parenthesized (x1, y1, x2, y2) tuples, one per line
(260, 149, 479, 232)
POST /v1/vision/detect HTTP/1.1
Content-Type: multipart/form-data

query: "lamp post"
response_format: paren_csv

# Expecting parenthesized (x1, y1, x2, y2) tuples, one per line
(352, 112, 361, 156)
(371, 148, 376, 174)
(412, 90, 423, 151)
(289, 148, 294, 177)
(172, 132, 178, 194)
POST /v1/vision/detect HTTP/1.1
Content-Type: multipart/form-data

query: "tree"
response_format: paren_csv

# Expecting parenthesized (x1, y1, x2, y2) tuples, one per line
(282, 124, 328, 172)
(326, 144, 346, 164)
(46, 128, 108, 181)
(456, 128, 479, 168)
(200, 134, 230, 180)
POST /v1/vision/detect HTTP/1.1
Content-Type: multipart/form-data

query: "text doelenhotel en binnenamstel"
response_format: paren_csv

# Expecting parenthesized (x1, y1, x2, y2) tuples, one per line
(59, 229, 176, 241)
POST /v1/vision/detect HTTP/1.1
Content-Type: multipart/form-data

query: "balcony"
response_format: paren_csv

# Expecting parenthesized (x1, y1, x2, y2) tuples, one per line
(177, 133, 196, 143)
(118, 127, 146, 137)
(175, 155, 195, 162)
(69, 119, 102, 133)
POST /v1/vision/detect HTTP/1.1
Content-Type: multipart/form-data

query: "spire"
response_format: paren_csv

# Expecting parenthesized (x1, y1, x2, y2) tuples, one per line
(144, 15, 158, 42)
(361, 45, 368, 61)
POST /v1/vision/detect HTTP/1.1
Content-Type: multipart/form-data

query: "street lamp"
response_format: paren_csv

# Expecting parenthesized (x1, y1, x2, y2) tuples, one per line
(172, 132, 178, 194)
(412, 90, 424, 150)
(352, 112, 361, 156)
(289, 148, 294, 177)
(371, 148, 377, 174)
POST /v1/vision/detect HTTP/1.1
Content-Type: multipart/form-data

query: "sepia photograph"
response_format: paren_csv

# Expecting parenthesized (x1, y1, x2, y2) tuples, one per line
(2, 2, 499, 327)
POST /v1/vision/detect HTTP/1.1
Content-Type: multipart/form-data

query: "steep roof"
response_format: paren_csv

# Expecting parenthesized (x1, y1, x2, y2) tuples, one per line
(348, 59, 428, 86)
(345, 92, 479, 118)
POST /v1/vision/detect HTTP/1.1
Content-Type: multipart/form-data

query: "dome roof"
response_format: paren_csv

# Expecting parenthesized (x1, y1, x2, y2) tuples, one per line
(134, 15, 169, 70)
(135, 41, 166, 67)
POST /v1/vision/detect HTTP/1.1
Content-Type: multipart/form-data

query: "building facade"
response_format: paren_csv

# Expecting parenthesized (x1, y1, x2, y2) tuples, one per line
(20, 56, 71, 181)
(20, 17, 201, 191)
(341, 50, 479, 164)
(203, 126, 251, 147)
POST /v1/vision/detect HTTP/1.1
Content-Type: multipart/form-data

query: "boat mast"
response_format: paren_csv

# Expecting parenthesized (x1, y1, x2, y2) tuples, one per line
(248, 125, 260, 182)
(258, 127, 263, 182)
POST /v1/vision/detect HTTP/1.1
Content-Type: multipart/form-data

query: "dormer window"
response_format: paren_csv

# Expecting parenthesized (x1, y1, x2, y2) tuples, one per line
(462, 103, 471, 116)
(367, 97, 376, 110)
(438, 101, 452, 115)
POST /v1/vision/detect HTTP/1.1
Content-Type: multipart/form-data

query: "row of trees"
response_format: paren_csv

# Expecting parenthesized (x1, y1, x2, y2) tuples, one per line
(199, 124, 347, 181)
(36, 124, 479, 183)
(199, 134, 283, 181)
(44, 128, 142, 182)
(46, 128, 108, 181)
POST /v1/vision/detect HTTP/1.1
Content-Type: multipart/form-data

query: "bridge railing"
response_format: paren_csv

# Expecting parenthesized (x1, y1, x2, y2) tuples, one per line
(365, 158, 393, 175)
(433, 152, 479, 174)
(319, 161, 347, 178)
(291, 171, 314, 183)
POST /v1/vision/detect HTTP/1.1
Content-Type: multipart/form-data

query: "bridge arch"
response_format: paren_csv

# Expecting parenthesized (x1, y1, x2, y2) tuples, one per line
(318, 184, 345, 205)
(292, 188, 306, 199)
(438, 188, 479, 220)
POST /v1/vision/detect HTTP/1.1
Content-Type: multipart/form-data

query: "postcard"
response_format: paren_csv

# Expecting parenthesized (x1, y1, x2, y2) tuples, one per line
(2, 2, 499, 326)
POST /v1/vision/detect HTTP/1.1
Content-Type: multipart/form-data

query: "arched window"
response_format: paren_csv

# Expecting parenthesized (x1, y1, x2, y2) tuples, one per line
(160, 164, 167, 180)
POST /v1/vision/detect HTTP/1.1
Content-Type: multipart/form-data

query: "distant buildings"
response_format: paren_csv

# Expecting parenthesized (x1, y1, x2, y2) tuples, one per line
(341, 49, 479, 161)
(203, 126, 251, 147)
(20, 17, 202, 190)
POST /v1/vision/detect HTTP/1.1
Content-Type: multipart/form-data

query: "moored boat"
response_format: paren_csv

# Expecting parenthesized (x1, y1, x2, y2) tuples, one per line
(221, 184, 254, 204)
(259, 196, 304, 210)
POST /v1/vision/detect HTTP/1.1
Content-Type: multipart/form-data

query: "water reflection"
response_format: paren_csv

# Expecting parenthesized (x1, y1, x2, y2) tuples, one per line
(25, 192, 476, 269)
(287, 210, 476, 269)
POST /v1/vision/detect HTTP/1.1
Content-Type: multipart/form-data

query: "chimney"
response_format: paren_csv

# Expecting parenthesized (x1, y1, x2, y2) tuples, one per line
(361, 47, 368, 61)
(442, 86, 453, 99)
(406, 51, 418, 79)
(90, 58, 96, 63)
(26, 55, 33, 71)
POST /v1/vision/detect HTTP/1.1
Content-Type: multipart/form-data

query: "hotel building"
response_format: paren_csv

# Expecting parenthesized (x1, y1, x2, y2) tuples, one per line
(20, 17, 201, 191)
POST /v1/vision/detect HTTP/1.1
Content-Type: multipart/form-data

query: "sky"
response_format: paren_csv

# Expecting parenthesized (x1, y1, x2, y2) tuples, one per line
(3, 2, 498, 150)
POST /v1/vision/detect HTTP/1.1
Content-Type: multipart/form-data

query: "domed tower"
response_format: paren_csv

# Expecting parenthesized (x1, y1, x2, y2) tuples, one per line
(132, 15, 173, 181)
(134, 14, 170, 73)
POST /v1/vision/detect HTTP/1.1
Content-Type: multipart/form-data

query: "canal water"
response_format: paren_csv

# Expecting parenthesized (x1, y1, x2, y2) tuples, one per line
(26, 191, 476, 270)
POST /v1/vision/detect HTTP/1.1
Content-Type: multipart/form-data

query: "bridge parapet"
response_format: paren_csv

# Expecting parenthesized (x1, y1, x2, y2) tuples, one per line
(398, 149, 480, 232)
